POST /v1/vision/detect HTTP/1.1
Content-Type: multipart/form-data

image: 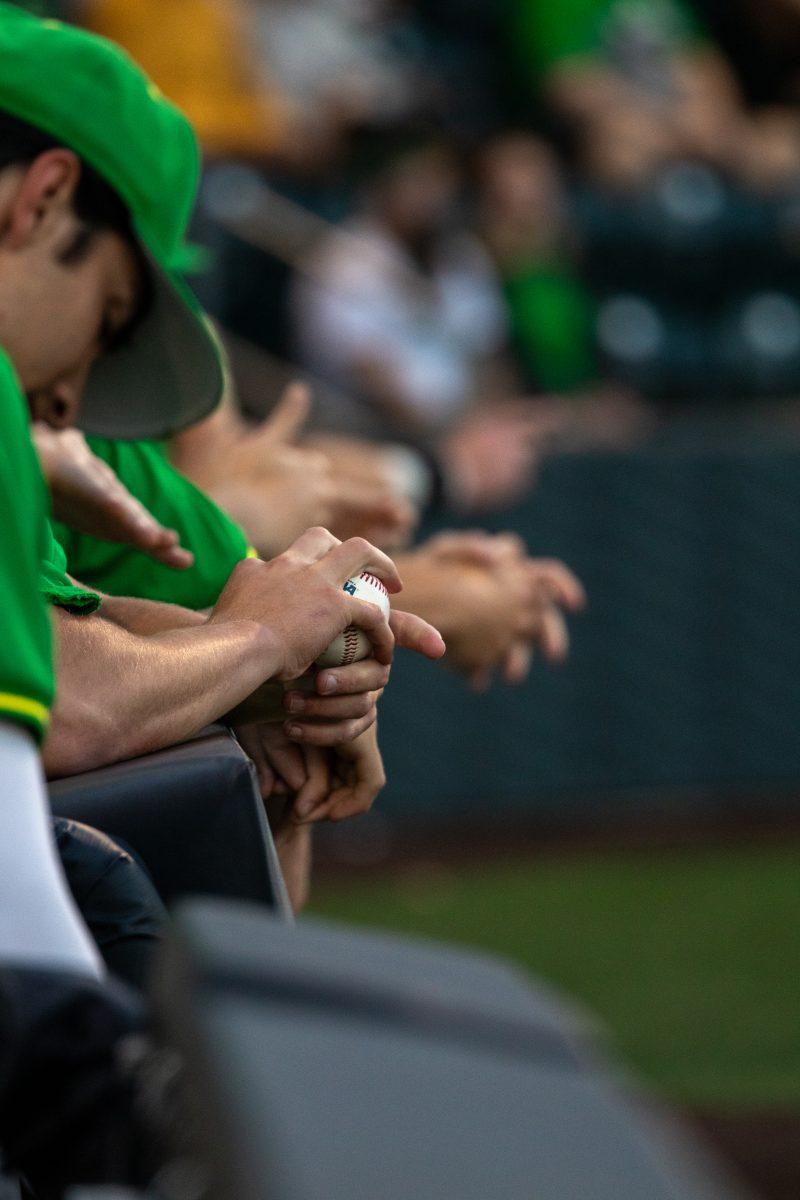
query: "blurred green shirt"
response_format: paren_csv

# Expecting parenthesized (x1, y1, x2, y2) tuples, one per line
(0, 347, 54, 740)
(52, 438, 252, 610)
(504, 266, 598, 393)
(512, 0, 703, 78)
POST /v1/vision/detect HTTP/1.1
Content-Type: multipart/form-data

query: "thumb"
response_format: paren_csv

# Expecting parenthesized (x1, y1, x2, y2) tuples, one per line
(259, 381, 312, 446)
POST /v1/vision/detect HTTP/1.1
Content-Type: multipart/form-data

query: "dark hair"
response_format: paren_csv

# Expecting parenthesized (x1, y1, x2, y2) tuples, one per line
(0, 109, 153, 341)
(0, 109, 133, 251)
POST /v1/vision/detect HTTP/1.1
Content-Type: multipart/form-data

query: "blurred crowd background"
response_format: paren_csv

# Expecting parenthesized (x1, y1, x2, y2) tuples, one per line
(27, 0, 800, 822)
(16, 3, 800, 1182)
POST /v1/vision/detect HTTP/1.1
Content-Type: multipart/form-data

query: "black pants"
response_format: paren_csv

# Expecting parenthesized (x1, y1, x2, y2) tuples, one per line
(53, 818, 167, 992)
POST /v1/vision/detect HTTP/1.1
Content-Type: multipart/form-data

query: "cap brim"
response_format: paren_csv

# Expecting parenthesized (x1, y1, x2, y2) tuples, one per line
(78, 253, 224, 440)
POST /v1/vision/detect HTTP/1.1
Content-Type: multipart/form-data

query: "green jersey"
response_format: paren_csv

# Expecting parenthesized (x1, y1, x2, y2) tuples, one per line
(0, 348, 53, 740)
(40, 521, 102, 614)
(53, 438, 252, 610)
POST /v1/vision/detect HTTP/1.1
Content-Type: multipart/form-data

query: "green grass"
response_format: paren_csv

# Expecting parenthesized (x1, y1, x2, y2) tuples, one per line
(309, 844, 800, 1108)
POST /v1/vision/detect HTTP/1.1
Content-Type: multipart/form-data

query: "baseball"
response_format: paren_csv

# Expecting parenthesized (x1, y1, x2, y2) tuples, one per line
(315, 571, 391, 668)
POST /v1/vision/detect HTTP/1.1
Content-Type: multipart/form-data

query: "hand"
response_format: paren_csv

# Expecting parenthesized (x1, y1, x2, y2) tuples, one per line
(291, 725, 386, 825)
(395, 532, 584, 687)
(32, 424, 193, 570)
(419, 531, 585, 682)
(441, 401, 567, 511)
(234, 721, 309, 801)
(305, 434, 422, 547)
(235, 725, 387, 912)
(230, 656, 391, 745)
(325, 476, 418, 549)
(237, 723, 386, 826)
(233, 724, 320, 914)
(282, 656, 388, 745)
(193, 383, 335, 556)
(208, 527, 444, 682)
(280, 600, 446, 740)
(202, 385, 419, 554)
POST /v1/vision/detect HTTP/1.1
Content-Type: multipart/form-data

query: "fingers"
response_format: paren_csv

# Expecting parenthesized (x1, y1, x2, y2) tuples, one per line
(529, 560, 587, 611)
(502, 641, 533, 685)
(315, 658, 391, 697)
(262, 737, 308, 792)
(327, 755, 387, 822)
(252, 751, 278, 800)
(138, 525, 194, 570)
(469, 666, 493, 693)
(426, 531, 502, 569)
(261, 381, 312, 445)
(99, 488, 196, 570)
(318, 537, 402, 593)
(293, 747, 331, 820)
(285, 707, 377, 747)
(492, 533, 527, 561)
(389, 609, 446, 661)
(538, 605, 570, 664)
(283, 688, 381, 721)
(343, 594, 395, 664)
(233, 728, 278, 800)
(285, 525, 341, 563)
(425, 530, 527, 570)
(152, 541, 195, 571)
(285, 531, 403, 597)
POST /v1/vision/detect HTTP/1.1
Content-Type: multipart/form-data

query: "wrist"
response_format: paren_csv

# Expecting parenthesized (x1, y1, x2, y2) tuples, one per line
(208, 615, 285, 680)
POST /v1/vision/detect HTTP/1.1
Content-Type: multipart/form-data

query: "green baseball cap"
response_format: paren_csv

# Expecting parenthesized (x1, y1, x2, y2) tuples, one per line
(0, 3, 224, 438)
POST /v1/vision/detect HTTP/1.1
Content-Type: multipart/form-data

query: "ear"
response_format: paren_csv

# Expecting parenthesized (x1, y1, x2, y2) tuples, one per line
(2, 148, 82, 251)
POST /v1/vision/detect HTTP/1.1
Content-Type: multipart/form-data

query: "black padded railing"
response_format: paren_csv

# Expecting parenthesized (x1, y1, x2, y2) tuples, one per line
(49, 726, 290, 917)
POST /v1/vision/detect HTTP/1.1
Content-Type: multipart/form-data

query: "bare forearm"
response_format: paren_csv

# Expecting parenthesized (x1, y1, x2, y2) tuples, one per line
(44, 611, 279, 777)
(275, 823, 313, 913)
(98, 595, 287, 723)
(98, 592, 206, 635)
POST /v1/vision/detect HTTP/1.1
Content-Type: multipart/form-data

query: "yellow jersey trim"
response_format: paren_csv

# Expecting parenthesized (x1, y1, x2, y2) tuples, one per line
(0, 692, 50, 728)
(245, 546, 259, 559)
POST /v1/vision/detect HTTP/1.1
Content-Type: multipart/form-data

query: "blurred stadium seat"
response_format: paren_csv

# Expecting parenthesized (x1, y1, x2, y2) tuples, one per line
(152, 898, 748, 1200)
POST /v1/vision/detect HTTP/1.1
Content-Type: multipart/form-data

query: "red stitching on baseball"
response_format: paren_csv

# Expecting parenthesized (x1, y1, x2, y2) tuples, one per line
(360, 571, 388, 596)
(341, 626, 360, 665)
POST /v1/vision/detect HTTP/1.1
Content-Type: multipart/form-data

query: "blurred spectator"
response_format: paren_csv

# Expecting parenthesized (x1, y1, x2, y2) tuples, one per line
(79, 0, 292, 159)
(509, 0, 800, 192)
(478, 133, 598, 394)
(250, 0, 432, 156)
(291, 131, 561, 509)
(293, 134, 506, 434)
(477, 132, 655, 446)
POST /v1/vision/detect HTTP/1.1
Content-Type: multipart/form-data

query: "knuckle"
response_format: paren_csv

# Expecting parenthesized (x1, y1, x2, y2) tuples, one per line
(330, 722, 356, 745)
(232, 556, 260, 581)
(346, 536, 372, 558)
(305, 450, 329, 473)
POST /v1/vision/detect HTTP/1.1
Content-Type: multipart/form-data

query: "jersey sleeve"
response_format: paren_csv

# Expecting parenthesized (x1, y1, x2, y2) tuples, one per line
(52, 437, 249, 610)
(40, 521, 103, 614)
(0, 351, 54, 740)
